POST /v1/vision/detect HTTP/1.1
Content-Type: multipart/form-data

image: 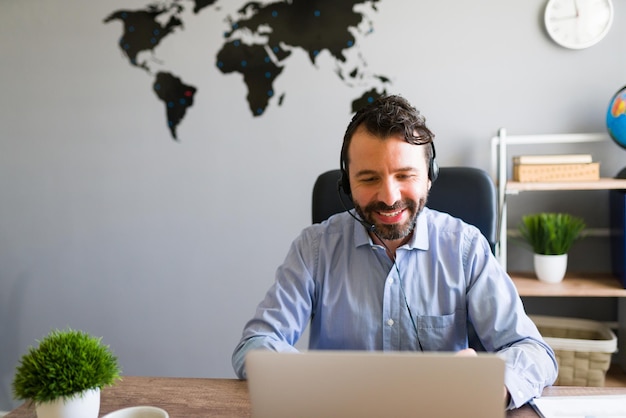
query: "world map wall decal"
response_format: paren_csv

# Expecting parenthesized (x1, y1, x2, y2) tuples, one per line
(104, 0, 391, 141)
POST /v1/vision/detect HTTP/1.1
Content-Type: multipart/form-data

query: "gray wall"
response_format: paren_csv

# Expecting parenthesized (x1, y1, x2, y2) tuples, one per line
(1, 0, 625, 411)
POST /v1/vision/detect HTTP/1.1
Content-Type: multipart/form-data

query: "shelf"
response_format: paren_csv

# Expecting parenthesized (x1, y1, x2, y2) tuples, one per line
(493, 130, 626, 371)
(511, 272, 626, 297)
(506, 178, 626, 193)
(490, 130, 624, 269)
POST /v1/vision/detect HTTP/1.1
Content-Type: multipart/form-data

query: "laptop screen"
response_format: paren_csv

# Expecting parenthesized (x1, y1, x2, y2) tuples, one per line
(246, 350, 506, 418)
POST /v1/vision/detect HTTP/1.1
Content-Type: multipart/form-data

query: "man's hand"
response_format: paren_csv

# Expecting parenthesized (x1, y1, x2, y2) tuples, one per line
(455, 348, 509, 404)
(454, 348, 477, 357)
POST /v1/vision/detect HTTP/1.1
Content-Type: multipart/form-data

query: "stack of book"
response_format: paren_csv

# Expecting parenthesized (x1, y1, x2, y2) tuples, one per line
(512, 154, 600, 182)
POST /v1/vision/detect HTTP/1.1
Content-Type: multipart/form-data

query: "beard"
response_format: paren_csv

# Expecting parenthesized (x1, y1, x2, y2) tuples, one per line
(354, 197, 426, 241)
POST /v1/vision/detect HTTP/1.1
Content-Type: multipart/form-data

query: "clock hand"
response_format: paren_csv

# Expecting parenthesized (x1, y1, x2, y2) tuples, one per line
(549, 15, 578, 21)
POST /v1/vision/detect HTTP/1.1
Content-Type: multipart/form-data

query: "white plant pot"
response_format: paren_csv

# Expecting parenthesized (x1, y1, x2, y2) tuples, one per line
(35, 388, 100, 418)
(533, 253, 568, 283)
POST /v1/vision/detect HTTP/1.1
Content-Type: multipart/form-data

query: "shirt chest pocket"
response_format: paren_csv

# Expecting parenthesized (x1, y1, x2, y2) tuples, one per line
(416, 311, 466, 351)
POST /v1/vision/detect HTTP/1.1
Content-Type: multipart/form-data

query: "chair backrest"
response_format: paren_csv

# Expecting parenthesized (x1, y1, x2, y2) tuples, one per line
(311, 167, 497, 253)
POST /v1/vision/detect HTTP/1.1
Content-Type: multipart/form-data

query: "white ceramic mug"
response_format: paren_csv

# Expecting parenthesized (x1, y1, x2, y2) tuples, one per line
(101, 406, 169, 418)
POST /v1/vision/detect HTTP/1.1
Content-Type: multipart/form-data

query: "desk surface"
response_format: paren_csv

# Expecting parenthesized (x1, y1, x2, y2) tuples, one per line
(5, 376, 626, 418)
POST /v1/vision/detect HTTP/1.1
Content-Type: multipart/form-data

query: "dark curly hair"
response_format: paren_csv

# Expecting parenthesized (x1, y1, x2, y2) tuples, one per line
(340, 95, 435, 174)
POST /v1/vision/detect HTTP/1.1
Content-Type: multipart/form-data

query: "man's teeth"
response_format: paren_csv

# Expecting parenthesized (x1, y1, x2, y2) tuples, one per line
(380, 210, 402, 217)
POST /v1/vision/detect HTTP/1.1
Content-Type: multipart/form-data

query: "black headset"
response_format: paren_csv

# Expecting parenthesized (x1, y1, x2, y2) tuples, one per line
(339, 141, 438, 196)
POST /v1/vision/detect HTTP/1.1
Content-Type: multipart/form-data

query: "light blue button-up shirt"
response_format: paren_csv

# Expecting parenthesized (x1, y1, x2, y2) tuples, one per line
(232, 207, 558, 409)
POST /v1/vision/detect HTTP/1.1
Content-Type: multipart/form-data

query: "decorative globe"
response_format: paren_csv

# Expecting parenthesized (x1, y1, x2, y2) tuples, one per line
(607, 86, 626, 149)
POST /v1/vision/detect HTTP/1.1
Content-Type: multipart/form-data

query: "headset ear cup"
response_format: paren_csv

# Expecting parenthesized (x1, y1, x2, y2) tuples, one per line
(428, 142, 438, 182)
(340, 169, 351, 196)
(429, 158, 439, 182)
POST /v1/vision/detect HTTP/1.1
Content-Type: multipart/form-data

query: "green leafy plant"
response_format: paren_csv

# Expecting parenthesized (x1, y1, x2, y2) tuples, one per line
(518, 212, 586, 255)
(12, 328, 121, 404)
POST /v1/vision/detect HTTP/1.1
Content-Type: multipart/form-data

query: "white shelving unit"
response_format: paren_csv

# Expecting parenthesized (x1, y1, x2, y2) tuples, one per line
(490, 128, 626, 268)
(490, 128, 626, 370)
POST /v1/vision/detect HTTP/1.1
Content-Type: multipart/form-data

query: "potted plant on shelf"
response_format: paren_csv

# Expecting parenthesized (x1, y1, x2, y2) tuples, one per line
(518, 212, 586, 283)
(12, 328, 121, 418)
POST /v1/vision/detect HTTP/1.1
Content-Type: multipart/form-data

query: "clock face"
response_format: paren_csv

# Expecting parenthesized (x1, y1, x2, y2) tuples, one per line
(544, 0, 614, 49)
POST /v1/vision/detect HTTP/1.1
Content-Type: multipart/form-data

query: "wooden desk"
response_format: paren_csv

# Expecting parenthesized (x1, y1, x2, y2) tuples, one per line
(5, 376, 626, 418)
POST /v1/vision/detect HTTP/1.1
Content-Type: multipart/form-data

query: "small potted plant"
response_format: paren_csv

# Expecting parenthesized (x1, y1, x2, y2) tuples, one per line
(12, 328, 121, 418)
(518, 212, 586, 283)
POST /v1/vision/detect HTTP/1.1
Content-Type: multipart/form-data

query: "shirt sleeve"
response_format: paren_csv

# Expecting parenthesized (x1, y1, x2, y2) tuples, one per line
(231, 230, 317, 379)
(463, 231, 558, 409)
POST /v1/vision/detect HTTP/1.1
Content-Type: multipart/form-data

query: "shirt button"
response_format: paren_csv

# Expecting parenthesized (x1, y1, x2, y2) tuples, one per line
(387, 319, 394, 326)
(388, 278, 394, 285)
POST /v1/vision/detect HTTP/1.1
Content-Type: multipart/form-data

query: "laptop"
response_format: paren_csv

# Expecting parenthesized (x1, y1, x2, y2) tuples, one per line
(245, 350, 506, 418)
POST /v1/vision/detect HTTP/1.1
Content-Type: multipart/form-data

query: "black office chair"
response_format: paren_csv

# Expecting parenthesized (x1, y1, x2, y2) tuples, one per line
(311, 167, 497, 253)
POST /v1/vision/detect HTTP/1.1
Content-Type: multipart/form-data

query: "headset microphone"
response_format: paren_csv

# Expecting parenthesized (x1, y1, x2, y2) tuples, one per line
(336, 180, 376, 233)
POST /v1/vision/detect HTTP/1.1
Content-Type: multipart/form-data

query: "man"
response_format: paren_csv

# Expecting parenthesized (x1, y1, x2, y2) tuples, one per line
(232, 95, 557, 409)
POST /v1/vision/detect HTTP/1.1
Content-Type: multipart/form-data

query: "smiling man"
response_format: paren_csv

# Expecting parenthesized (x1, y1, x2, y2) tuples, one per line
(347, 122, 429, 254)
(232, 95, 557, 410)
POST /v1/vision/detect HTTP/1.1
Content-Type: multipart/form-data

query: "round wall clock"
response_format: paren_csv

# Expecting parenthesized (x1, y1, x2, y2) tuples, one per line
(544, 0, 614, 49)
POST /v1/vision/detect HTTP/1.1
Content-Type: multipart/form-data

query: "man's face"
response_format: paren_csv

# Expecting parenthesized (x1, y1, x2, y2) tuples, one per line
(347, 126, 431, 243)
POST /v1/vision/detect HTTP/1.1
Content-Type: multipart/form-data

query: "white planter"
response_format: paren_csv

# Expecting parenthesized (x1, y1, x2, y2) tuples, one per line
(35, 388, 100, 418)
(533, 253, 568, 283)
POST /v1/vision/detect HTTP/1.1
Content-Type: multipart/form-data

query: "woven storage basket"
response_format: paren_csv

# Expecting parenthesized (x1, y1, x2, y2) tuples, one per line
(530, 315, 617, 387)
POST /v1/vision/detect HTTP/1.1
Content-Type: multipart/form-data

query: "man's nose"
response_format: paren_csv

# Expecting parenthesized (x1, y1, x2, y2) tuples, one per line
(378, 179, 401, 206)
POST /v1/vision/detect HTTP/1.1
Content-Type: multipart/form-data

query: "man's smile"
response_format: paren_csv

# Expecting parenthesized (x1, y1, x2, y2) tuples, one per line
(375, 208, 406, 223)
